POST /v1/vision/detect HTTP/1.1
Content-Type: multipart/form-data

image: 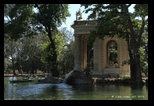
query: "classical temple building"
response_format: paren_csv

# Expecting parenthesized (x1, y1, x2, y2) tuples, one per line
(71, 10, 130, 78)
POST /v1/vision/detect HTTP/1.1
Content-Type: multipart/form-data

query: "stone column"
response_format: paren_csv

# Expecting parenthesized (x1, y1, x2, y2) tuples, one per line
(83, 37, 87, 70)
(118, 38, 122, 69)
(74, 34, 82, 71)
(81, 36, 87, 71)
(98, 39, 102, 72)
(74, 34, 77, 68)
(81, 36, 84, 71)
(93, 37, 99, 73)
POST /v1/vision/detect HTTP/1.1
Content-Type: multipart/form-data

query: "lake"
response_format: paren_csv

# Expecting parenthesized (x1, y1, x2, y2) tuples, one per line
(4, 77, 148, 100)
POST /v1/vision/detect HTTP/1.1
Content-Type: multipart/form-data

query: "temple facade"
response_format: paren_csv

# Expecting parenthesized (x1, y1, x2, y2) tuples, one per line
(71, 19, 130, 78)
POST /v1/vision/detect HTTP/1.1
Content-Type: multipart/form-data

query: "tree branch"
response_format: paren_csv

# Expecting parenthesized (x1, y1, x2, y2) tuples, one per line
(126, 4, 131, 8)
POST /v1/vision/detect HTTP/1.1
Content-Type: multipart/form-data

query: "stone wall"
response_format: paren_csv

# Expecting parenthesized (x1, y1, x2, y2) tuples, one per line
(93, 36, 130, 77)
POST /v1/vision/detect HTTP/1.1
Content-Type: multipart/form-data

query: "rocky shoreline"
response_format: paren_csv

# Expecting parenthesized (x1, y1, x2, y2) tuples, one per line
(4, 74, 44, 77)
(94, 78, 148, 85)
(4, 74, 148, 86)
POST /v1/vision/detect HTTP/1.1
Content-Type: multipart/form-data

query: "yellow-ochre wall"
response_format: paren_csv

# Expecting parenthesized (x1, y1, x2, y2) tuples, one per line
(93, 36, 130, 77)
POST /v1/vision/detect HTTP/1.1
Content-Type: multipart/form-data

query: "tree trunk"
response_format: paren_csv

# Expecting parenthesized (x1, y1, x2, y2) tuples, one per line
(17, 46, 22, 75)
(127, 36, 142, 84)
(11, 40, 16, 75)
(131, 38, 142, 84)
(134, 55, 142, 84)
(85, 41, 93, 77)
(130, 60, 136, 81)
(128, 49, 136, 81)
(125, 5, 143, 84)
(62, 62, 66, 75)
(129, 52, 142, 84)
(11, 57, 16, 75)
(47, 28, 59, 77)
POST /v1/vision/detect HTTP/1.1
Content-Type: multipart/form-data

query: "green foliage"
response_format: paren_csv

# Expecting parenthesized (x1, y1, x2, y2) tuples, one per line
(4, 4, 35, 41)
(58, 41, 75, 75)
(4, 4, 72, 76)
(122, 60, 130, 66)
(34, 4, 70, 77)
(4, 59, 12, 72)
(53, 32, 66, 61)
(139, 32, 148, 76)
(40, 36, 50, 63)
(40, 31, 66, 63)
(40, 30, 74, 76)
(34, 4, 70, 32)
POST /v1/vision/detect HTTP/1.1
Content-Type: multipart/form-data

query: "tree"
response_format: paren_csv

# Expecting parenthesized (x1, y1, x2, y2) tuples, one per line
(40, 31, 66, 72)
(4, 4, 35, 40)
(59, 27, 74, 43)
(4, 37, 14, 73)
(58, 41, 75, 76)
(139, 31, 148, 77)
(19, 35, 45, 74)
(58, 27, 75, 76)
(4, 4, 34, 75)
(81, 4, 148, 84)
(33, 4, 70, 77)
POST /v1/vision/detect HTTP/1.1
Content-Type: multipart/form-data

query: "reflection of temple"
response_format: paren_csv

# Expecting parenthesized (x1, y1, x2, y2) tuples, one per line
(71, 13, 130, 78)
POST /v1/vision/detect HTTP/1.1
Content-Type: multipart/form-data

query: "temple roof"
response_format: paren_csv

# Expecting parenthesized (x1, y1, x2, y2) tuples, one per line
(71, 20, 98, 28)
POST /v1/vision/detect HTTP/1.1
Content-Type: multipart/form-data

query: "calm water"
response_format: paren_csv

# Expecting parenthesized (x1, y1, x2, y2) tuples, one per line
(4, 77, 148, 100)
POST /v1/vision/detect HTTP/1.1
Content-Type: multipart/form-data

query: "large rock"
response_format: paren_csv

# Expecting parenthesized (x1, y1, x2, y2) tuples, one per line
(63, 70, 93, 85)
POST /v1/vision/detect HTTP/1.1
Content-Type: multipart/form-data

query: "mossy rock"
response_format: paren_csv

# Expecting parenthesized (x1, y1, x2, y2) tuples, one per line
(63, 70, 93, 85)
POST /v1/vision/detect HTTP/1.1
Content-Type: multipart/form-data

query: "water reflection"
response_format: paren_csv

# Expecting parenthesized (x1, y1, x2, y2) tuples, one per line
(4, 77, 148, 100)
(130, 85, 148, 100)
